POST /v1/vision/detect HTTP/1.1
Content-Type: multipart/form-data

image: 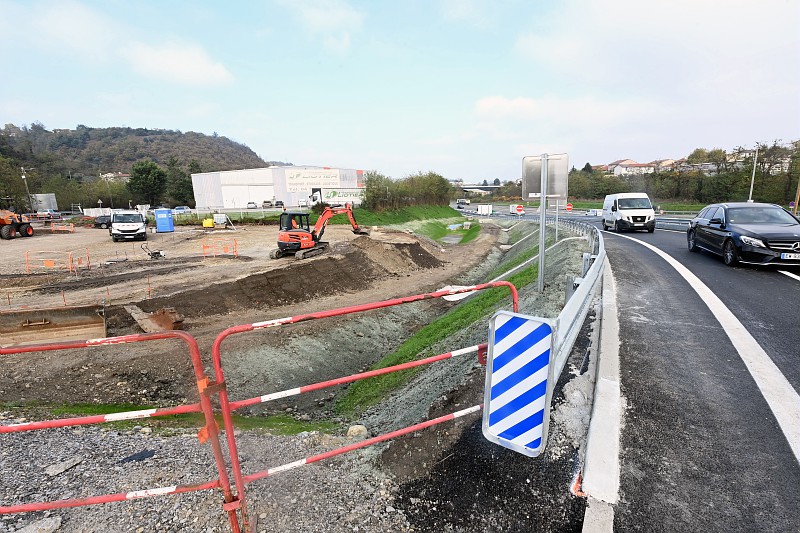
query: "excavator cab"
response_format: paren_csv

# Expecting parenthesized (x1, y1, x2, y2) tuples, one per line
(271, 211, 315, 259)
(279, 211, 310, 232)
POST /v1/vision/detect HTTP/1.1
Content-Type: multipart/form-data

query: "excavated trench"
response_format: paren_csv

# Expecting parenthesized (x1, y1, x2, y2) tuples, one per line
(0, 235, 453, 408)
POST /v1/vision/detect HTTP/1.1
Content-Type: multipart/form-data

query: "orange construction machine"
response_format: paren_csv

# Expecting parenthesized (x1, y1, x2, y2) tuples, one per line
(1, 210, 34, 240)
(269, 203, 370, 260)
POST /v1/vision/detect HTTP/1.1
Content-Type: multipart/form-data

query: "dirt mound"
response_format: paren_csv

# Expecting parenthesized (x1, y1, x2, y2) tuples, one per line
(136, 238, 444, 319)
(349, 235, 444, 273)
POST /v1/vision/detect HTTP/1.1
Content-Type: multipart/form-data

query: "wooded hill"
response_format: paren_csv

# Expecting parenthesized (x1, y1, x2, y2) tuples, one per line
(1, 123, 278, 179)
(0, 122, 291, 210)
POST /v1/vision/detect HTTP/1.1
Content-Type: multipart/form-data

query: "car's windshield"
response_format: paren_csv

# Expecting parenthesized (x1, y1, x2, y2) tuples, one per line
(727, 207, 798, 225)
(114, 214, 142, 223)
(617, 198, 652, 209)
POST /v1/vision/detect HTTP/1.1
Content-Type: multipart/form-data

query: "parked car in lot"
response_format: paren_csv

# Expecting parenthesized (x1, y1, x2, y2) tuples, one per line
(687, 202, 800, 267)
(262, 200, 273, 208)
(274, 200, 284, 209)
(172, 206, 192, 214)
(246, 201, 258, 209)
(93, 215, 111, 229)
(36, 209, 59, 219)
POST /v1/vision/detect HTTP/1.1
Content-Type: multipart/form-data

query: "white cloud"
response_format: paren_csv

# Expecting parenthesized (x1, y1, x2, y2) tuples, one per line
(473, 95, 663, 137)
(0, 0, 117, 62)
(514, 0, 799, 96)
(440, 0, 491, 27)
(278, 0, 365, 53)
(121, 42, 234, 86)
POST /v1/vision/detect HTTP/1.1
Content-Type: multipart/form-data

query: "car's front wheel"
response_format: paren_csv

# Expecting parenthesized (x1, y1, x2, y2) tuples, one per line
(723, 239, 739, 266)
(687, 230, 698, 252)
(100, 223, 108, 229)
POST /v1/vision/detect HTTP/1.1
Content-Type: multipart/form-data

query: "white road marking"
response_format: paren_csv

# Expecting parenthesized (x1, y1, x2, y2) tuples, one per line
(583, 261, 621, 503)
(779, 270, 800, 282)
(615, 233, 800, 464)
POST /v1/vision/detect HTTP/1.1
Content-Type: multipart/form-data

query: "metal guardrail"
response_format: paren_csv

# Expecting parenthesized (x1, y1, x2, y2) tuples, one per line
(544, 218, 606, 381)
(655, 217, 691, 231)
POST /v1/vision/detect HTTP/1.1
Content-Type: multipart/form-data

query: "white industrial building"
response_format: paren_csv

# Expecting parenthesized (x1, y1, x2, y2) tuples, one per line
(191, 166, 365, 209)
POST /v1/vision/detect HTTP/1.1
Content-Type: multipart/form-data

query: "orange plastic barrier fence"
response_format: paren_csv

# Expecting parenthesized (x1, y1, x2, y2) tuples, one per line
(202, 238, 238, 258)
(25, 249, 90, 274)
(50, 222, 75, 233)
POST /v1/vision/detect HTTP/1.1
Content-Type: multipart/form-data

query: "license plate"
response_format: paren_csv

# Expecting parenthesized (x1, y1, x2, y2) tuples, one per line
(780, 252, 800, 260)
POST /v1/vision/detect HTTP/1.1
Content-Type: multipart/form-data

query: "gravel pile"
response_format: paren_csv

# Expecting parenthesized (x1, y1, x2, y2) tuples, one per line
(0, 421, 411, 532)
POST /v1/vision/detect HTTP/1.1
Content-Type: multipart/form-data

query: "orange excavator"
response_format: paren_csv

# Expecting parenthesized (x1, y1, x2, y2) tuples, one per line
(269, 203, 370, 260)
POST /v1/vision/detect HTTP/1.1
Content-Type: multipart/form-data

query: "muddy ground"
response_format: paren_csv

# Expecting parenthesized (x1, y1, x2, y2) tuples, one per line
(1, 216, 593, 532)
(1, 219, 497, 408)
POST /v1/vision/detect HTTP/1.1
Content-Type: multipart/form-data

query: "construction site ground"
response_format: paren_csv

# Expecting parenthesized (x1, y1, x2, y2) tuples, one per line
(1, 218, 590, 532)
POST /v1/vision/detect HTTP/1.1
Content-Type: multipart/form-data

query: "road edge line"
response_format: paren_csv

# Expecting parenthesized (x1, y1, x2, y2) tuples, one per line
(615, 233, 800, 464)
(581, 258, 622, 532)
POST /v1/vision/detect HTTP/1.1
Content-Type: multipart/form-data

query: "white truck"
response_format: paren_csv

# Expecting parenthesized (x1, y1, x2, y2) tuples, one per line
(476, 204, 493, 216)
(602, 192, 655, 232)
(309, 188, 364, 207)
(110, 210, 148, 242)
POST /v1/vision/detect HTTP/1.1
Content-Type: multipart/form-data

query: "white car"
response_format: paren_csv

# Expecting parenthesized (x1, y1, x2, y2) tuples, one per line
(246, 202, 258, 209)
(172, 206, 192, 214)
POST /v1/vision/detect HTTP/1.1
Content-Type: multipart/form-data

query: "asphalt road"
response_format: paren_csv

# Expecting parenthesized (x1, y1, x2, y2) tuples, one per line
(599, 225, 800, 532)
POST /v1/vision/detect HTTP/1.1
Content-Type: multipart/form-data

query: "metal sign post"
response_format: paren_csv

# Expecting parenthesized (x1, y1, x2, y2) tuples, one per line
(538, 155, 548, 293)
(522, 153, 569, 293)
(554, 198, 559, 243)
(482, 311, 555, 458)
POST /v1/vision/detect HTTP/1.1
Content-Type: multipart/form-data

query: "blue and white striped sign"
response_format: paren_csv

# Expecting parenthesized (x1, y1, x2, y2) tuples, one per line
(482, 311, 554, 458)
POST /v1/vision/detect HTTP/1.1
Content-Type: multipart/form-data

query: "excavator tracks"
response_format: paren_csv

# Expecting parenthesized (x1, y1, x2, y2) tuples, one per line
(295, 242, 329, 260)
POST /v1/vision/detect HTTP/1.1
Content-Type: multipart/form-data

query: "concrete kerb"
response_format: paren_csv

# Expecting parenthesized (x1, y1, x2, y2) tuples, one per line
(581, 258, 623, 532)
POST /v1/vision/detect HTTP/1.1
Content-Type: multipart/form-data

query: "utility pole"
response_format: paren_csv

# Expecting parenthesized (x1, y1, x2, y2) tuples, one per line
(20, 167, 34, 212)
(747, 147, 758, 203)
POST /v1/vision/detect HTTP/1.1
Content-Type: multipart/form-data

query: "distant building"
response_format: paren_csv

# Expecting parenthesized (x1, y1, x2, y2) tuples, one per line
(190, 165, 365, 209)
(100, 172, 131, 182)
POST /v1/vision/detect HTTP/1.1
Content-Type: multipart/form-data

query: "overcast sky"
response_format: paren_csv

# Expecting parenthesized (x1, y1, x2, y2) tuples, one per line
(1, 0, 798, 182)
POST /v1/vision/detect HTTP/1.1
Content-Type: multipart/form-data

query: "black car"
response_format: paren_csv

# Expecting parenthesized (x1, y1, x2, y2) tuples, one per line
(687, 202, 800, 267)
(93, 215, 111, 229)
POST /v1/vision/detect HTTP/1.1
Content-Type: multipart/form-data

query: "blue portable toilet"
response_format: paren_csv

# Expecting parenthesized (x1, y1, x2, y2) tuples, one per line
(154, 208, 174, 233)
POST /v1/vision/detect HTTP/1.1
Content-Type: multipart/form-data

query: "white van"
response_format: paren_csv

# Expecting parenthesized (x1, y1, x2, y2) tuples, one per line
(602, 193, 655, 232)
(110, 210, 148, 242)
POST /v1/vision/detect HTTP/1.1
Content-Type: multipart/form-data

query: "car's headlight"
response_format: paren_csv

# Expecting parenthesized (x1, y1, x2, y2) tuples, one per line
(740, 235, 765, 248)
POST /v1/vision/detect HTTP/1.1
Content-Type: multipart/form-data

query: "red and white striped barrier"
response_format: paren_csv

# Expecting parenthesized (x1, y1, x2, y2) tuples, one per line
(0, 331, 244, 533)
(211, 281, 518, 531)
(1, 282, 519, 533)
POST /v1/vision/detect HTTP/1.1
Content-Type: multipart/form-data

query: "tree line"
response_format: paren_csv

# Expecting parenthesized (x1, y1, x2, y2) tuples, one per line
(361, 171, 452, 210)
(568, 141, 799, 205)
(0, 154, 199, 212)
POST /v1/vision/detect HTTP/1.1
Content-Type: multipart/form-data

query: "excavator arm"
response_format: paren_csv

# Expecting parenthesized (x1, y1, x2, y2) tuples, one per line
(311, 203, 369, 243)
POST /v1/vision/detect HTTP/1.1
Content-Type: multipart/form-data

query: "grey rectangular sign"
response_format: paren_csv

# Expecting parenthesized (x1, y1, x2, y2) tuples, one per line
(522, 154, 569, 199)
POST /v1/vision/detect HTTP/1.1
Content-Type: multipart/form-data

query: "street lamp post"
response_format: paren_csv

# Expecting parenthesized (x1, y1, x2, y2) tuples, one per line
(20, 167, 35, 212)
(747, 147, 758, 203)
